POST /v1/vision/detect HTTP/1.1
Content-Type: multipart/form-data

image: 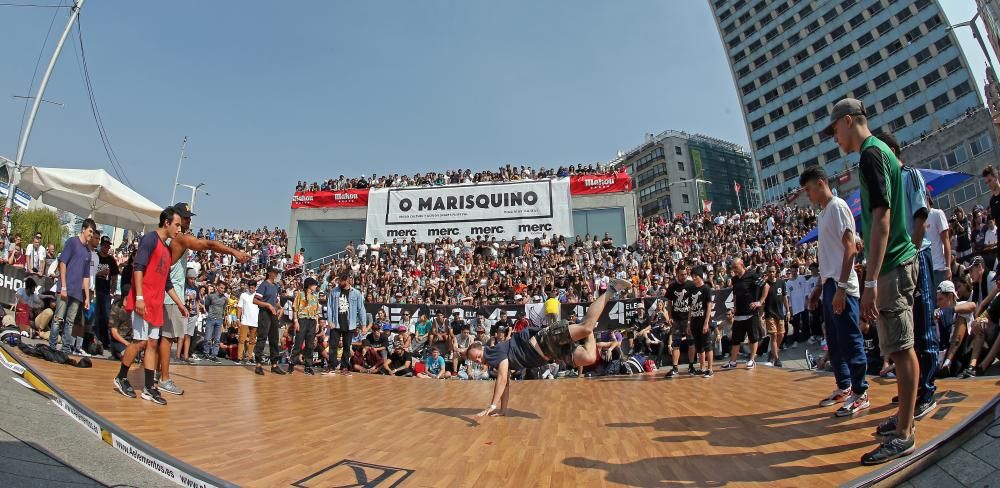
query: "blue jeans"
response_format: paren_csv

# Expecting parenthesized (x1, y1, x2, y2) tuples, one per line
(96, 293, 112, 347)
(913, 247, 939, 404)
(822, 279, 868, 395)
(203, 318, 224, 357)
(50, 296, 83, 354)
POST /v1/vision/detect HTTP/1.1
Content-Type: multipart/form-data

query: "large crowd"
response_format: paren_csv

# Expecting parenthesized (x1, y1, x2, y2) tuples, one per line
(294, 162, 619, 192)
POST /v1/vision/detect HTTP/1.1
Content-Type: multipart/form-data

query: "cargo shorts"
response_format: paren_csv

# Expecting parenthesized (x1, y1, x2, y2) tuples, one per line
(537, 320, 579, 366)
(876, 257, 917, 356)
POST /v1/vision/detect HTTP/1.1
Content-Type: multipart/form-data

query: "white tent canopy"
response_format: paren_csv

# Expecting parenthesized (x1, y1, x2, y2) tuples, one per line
(16, 166, 161, 231)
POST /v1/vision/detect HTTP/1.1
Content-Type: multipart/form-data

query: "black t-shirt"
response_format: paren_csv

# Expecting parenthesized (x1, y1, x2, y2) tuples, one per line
(120, 263, 133, 296)
(732, 271, 764, 316)
(687, 285, 713, 324)
(367, 332, 389, 350)
(666, 282, 692, 321)
(484, 327, 545, 370)
(450, 319, 466, 336)
(764, 279, 787, 319)
(991, 193, 1000, 226)
(389, 349, 412, 368)
(95, 253, 119, 295)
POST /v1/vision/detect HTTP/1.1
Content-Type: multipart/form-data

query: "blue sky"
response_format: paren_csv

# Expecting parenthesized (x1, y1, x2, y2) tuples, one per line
(0, 1, 990, 229)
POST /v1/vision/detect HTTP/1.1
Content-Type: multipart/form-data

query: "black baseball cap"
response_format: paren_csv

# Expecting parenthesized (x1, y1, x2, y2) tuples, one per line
(100, 235, 112, 245)
(171, 202, 195, 218)
(822, 98, 867, 137)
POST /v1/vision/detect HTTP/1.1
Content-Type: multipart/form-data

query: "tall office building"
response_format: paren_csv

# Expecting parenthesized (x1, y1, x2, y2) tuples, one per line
(709, 0, 984, 202)
(624, 130, 757, 218)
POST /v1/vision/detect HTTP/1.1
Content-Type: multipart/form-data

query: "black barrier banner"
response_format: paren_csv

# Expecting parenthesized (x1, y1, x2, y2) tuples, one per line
(0, 264, 54, 307)
(364, 288, 734, 332)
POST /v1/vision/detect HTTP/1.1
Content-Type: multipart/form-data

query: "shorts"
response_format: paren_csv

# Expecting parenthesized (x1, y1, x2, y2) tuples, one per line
(765, 316, 786, 335)
(227, 314, 237, 323)
(161, 305, 186, 339)
(732, 315, 761, 344)
(876, 258, 917, 356)
(669, 319, 688, 348)
(131, 312, 161, 341)
(688, 322, 714, 353)
(537, 320, 577, 365)
(185, 316, 198, 336)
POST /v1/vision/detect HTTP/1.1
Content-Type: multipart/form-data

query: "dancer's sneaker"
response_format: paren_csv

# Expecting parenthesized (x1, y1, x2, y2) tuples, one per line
(835, 392, 870, 417)
(304, 367, 315, 376)
(861, 434, 915, 465)
(721, 361, 738, 370)
(113, 377, 136, 399)
(271, 365, 287, 375)
(702, 369, 714, 378)
(254, 365, 264, 376)
(687, 365, 696, 376)
(960, 367, 977, 379)
(141, 387, 167, 406)
(875, 415, 899, 437)
(914, 400, 938, 420)
(158, 379, 184, 396)
(819, 388, 851, 407)
(666, 368, 679, 378)
(746, 359, 755, 369)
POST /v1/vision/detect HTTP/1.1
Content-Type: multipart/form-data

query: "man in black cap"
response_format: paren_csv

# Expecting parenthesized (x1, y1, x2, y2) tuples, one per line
(156, 203, 251, 395)
(825, 97, 919, 465)
(95, 235, 119, 349)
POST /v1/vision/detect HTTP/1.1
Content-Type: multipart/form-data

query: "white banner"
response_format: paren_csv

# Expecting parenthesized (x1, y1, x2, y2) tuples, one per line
(110, 433, 221, 488)
(365, 179, 572, 242)
(52, 397, 102, 438)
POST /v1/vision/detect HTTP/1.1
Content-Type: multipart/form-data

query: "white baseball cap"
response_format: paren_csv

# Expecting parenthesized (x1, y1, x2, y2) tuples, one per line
(937, 280, 957, 297)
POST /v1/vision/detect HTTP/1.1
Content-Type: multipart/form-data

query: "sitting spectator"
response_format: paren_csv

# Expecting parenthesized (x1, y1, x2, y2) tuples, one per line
(418, 347, 450, 379)
(413, 312, 431, 354)
(367, 326, 390, 362)
(351, 340, 388, 374)
(452, 324, 474, 373)
(938, 280, 977, 377)
(430, 311, 453, 359)
(33, 296, 56, 341)
(108, 297, 132, 360)
(386, 345, 414, 377)
(457, 355, 490, 380)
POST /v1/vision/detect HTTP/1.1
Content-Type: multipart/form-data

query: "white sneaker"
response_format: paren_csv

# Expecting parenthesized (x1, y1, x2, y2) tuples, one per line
(764, 361, 774, 367)
(75, 349, 92, 357)
(746, 359, 755, 369)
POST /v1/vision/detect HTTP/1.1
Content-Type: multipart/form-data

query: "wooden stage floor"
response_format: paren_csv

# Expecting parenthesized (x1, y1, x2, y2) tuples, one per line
(17, 355, 1000, 487)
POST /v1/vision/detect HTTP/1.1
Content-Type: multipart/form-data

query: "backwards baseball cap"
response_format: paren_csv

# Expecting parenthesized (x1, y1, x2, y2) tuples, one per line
(822, 98, 867, 137)
(171, 202, 195, 218)
(100, 235, 112, 245)
(937, 280, 957, 297)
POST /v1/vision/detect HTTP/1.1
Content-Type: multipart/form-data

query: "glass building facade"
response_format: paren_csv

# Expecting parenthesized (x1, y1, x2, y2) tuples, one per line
(709, 0, 984, 202)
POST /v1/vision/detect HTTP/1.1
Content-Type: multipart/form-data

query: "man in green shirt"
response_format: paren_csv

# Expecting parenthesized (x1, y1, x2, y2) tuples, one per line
(824, 98, 918, 465)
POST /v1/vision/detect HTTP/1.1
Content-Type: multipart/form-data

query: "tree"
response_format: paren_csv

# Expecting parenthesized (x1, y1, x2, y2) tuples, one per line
(0, 198, 67, 252)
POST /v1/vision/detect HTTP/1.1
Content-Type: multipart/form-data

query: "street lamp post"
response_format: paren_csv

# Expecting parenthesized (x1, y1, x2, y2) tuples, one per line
(175, 182, 208, 213)
(170, 136, 188, 204)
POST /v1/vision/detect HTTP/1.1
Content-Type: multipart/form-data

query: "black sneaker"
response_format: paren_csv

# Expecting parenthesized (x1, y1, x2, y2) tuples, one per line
(687, 365, 696, 375)
(667, 368, 679, 378)
(960, 367, 977, 379)
(702, 369, 714, 378)
(914, 400, 938, 420)
(694, 369, 704, 375)
(861, 434, 915, 465)
(773, 359, 783, 368)
(209, 356, 221, 363)
(875, 415, 898, 437)
(287, 364, 295, 375)
(140, 387, 167, 406)
(113, 377, 136, 399)
(271, 365, 287, 375)
(891, 395, 899, 405)
(304, 367, 315, 376)
(254, 365, 264, 376)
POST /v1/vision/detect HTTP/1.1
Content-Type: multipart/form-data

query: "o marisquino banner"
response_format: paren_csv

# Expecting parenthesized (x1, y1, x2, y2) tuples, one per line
(364, 179, 573, 243)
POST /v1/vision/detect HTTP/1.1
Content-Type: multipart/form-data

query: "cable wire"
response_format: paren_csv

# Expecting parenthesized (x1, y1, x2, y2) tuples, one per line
(74, 12, 132, 186)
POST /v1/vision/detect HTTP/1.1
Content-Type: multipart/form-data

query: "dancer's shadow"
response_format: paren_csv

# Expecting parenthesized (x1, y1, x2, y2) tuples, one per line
(608, 403, 893, 448)
(418, 407, 541, 427)
(564, 440, 870, 487)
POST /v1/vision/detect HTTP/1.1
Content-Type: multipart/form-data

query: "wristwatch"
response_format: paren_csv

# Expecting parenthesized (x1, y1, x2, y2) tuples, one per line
(864, 280, 878, 289)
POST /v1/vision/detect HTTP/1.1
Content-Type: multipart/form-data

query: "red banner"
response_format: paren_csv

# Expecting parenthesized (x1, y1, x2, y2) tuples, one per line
(291, 189, 369, 208)
(569, 171, 633, 195)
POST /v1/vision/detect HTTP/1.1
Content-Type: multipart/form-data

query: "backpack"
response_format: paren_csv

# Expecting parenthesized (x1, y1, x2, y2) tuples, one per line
(624, 357, 644, 375)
